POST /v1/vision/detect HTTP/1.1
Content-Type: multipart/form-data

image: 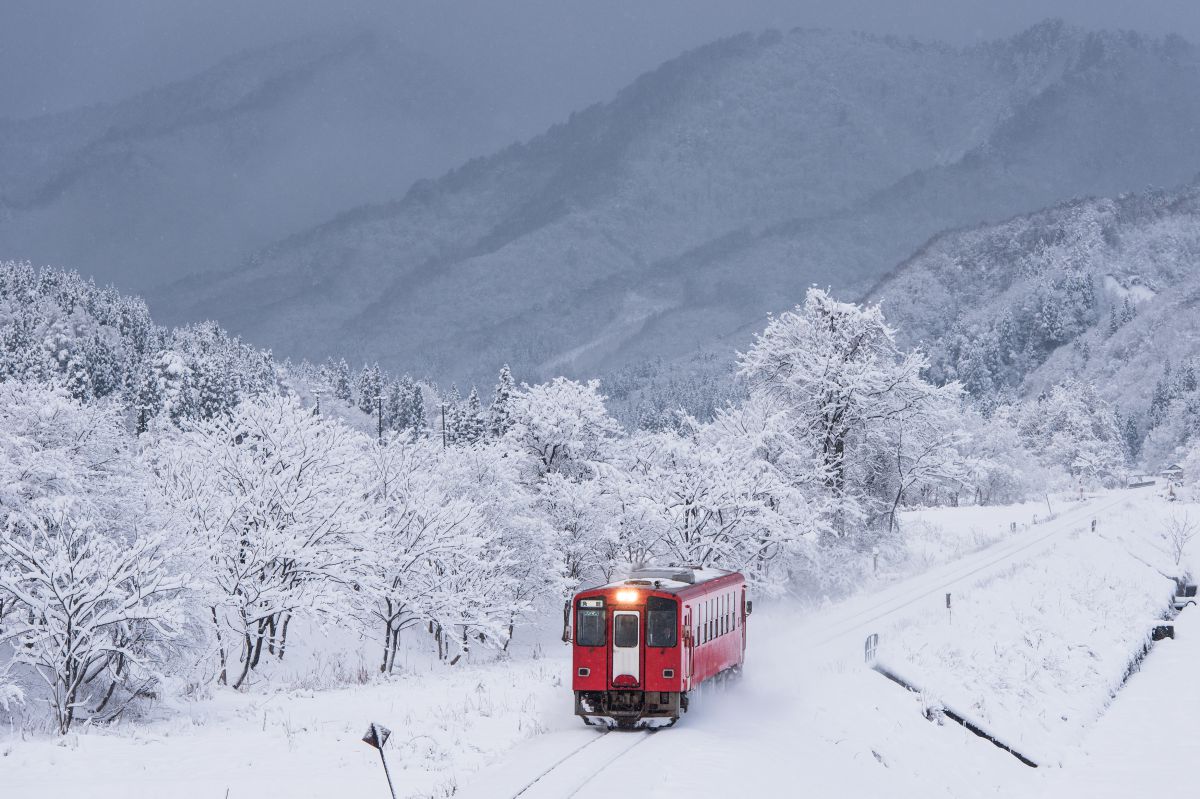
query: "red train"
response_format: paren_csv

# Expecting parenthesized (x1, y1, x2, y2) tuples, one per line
(567, 566, 751, 728)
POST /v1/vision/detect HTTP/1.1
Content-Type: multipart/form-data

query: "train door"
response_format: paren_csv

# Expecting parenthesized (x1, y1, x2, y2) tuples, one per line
(741, 586, 748, 652)
(683, 607, 694, 683)
(611, 610, 641, 686)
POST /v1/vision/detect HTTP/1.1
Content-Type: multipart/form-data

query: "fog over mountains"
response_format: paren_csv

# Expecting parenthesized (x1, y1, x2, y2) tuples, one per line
(0, 32, 502, 293)
(6, 20, 1200, 391)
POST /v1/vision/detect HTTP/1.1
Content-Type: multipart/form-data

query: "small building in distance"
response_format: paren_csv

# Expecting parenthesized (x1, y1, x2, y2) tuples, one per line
(1161, 463, 1184, 482)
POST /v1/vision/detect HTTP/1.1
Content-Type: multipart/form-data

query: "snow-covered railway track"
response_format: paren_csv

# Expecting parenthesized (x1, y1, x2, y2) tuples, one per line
(506, 730, 650, 799)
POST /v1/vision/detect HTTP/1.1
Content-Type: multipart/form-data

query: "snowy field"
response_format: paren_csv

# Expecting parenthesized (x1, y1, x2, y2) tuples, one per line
(5, 488, 1191, 798)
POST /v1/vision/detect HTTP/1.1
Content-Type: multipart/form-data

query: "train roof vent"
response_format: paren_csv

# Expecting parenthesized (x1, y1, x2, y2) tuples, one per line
(629, 568, 695, 584)
(625, 579, 654, 586)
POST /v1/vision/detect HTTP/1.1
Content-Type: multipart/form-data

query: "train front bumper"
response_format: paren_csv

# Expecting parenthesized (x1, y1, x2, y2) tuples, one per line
(574, 689, 682, 721)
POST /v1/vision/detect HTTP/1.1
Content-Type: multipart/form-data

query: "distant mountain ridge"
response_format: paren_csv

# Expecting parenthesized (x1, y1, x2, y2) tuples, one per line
(160, 20, 1200, 386)
(0, 31, 503, 294)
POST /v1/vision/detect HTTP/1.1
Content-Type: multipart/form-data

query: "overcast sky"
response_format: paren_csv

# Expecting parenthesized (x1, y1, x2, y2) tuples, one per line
(3, 0, 1198, 124)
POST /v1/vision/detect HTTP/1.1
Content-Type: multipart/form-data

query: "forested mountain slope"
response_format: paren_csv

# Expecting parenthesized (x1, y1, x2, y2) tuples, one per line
(0, 32, 498, 294)
(870, 178, 1200, 462)
(166, 21, 1200, 384)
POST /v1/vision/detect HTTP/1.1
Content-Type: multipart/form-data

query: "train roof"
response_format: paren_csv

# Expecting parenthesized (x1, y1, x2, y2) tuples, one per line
(585, 566, 742, 596)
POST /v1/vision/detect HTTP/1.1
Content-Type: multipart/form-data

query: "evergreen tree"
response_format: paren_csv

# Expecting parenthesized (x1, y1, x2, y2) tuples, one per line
(443, 385, 463, 446)
(133, 365, 162, 434)
(489, 364, 516, 437)
(1149, 363, 1173, 429)
(408, 380, 427, 437)
(332, 359, 353, 403)
(460, 387, 486, 444)
(382, 380, 405, 431)
(356, 363, 384, 416)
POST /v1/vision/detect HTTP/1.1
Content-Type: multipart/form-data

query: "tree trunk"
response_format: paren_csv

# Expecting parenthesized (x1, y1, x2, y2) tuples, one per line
(233, 633, 254, 690)
(210, 607, 228, 685)
(276, 613, 291, 660)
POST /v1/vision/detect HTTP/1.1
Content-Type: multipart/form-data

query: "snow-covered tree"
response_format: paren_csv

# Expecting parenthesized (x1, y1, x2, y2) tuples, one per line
(489, 364, 517, 437)
(510, 378, 622, 478)
(459, 387, 486, 445)
(618, 429, 817, 594)
(356, 363, 384, 416)
(0, 382, 187, 733)
(154, 396, 369, 688)
(331, 358, 353, 403)
(1019, 379, 1126, 484)
(739, 288, 962, 535)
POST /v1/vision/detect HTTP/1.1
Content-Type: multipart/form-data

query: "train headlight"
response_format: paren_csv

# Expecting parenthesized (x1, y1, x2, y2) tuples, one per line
(615, 588, 639, 604)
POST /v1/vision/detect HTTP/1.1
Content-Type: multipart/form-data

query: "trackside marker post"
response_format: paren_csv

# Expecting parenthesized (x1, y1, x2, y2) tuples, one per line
(946, 592, 952, 625)
(362, 722, 397, 799)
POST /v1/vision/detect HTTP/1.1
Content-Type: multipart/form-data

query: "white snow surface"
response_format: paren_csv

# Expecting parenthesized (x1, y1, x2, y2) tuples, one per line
(1041, 608, 1200, 797)
(3, 488, 1193, 797)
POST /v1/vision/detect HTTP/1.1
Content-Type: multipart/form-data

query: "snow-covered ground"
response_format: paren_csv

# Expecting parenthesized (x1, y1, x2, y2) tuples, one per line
(1040, 608, 1200, 797)
(3, 488, 1193, 798)
(882, 495, 1177, 764)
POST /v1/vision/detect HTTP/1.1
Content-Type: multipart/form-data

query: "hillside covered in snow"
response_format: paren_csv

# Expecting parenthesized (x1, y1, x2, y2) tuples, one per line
(870, 178, 1200, 464)
(162, 21, 1200, 385)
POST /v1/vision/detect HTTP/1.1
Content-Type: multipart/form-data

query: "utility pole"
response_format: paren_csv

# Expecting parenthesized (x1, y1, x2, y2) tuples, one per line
(441, 403, 448, 450)
(377, 396, 383, 441)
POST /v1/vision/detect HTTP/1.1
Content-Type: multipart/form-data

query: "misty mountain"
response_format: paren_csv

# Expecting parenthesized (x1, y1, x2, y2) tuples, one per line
(869, 177, 1200, 439)
(164, 21, 1200, 385)
(0, 32, 504, 294)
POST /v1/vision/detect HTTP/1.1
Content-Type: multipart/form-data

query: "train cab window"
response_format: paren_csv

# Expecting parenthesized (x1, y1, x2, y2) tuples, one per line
(646, 597, 678, 647)
(576, 601, 606, 647)
(614, 614, 639, 648)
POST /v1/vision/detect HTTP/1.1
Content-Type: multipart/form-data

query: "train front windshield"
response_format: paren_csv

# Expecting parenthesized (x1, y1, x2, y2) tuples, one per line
(576, 601, 606, 646)
(646, 596, 678, 647)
